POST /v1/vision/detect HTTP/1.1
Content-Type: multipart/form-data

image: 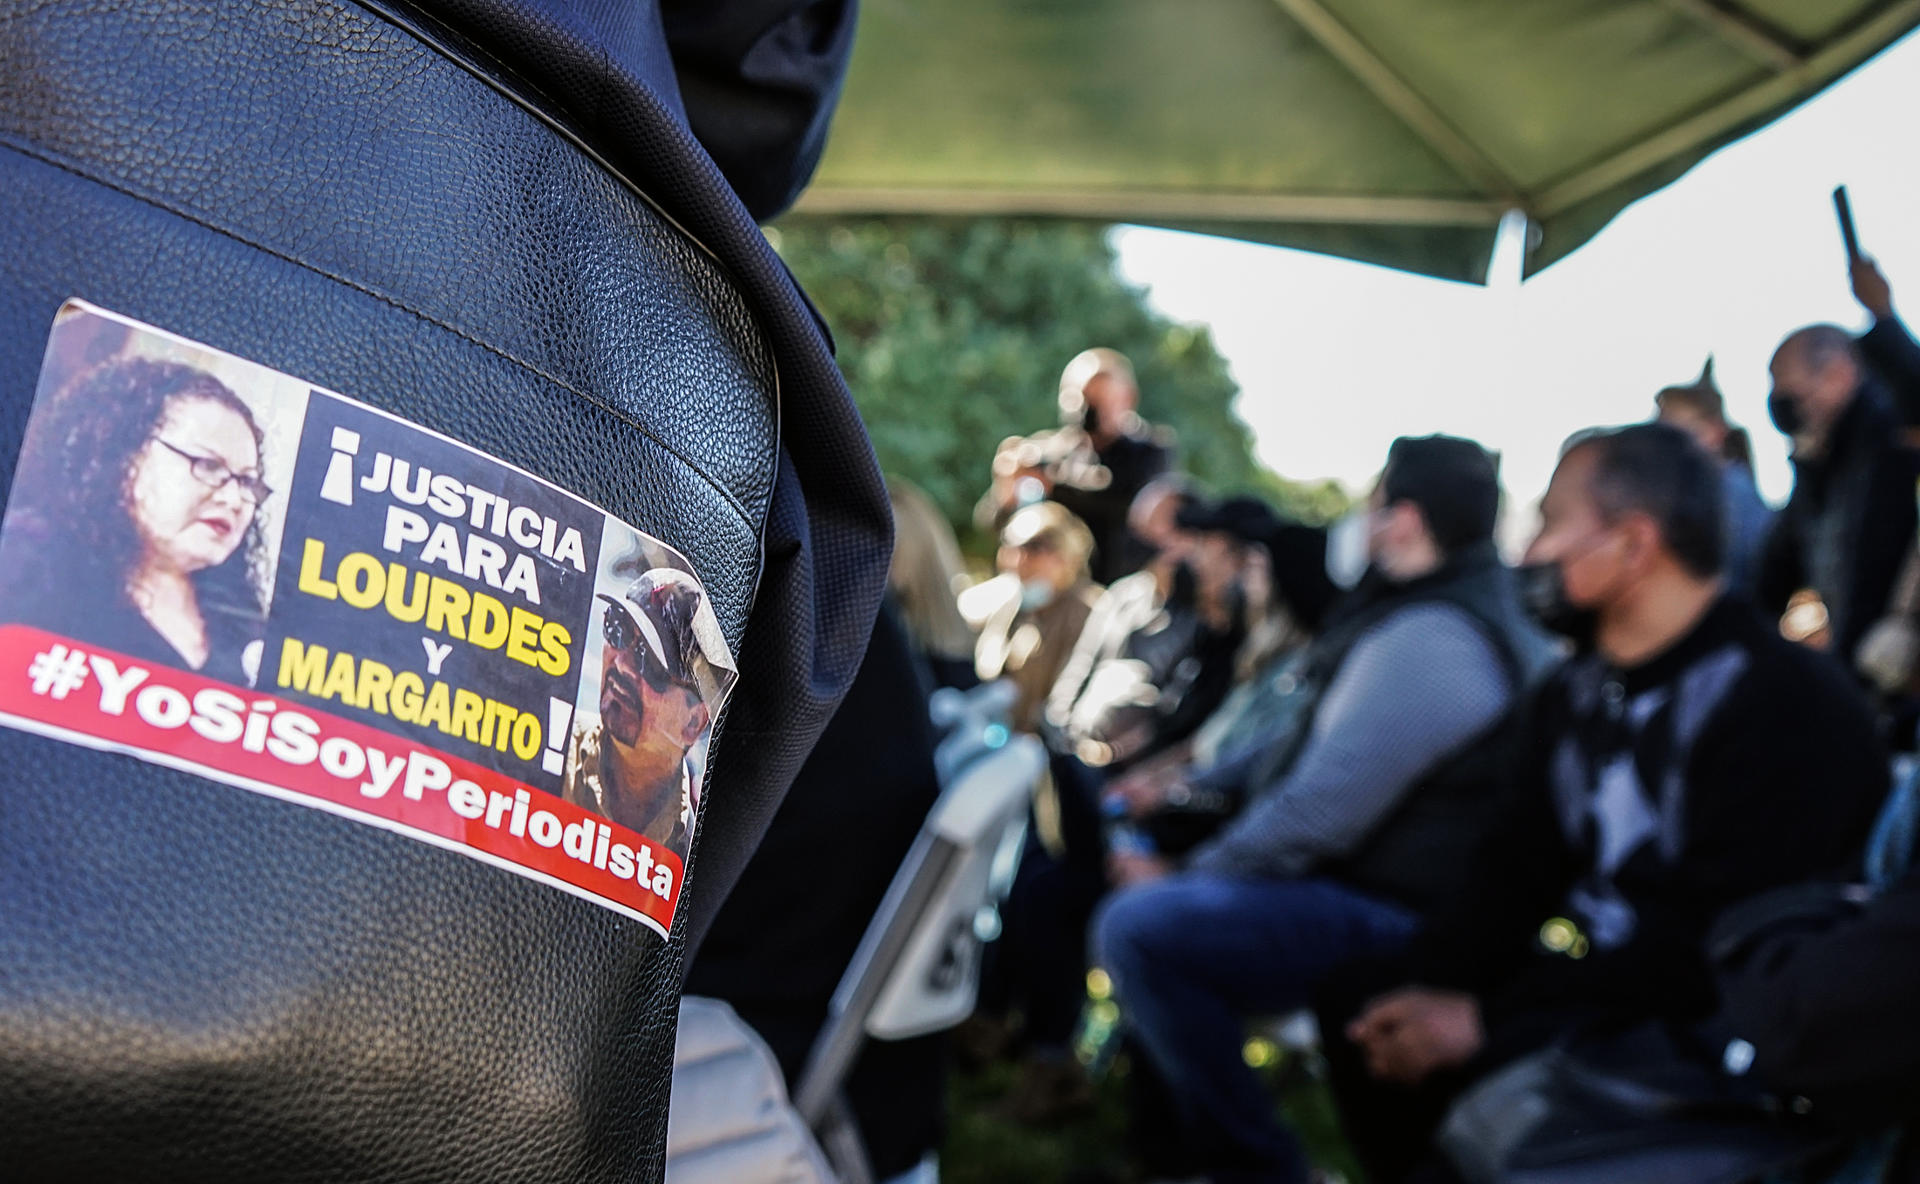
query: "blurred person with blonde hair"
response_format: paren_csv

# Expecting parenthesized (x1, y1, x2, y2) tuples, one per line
(886, 479, 978, 690)
(975, 501, 1100, 732)
(1654, 358, 1772, 595)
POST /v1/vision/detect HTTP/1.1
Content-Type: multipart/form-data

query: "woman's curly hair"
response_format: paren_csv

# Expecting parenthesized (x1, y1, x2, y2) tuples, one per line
(13, 356, 270, 624)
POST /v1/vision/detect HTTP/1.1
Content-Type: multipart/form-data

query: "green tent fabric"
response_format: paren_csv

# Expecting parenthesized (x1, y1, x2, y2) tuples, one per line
(791, 0, 1920, 282)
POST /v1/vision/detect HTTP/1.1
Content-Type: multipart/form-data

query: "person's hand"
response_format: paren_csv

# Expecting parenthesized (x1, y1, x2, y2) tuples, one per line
(1857, 616, 1920, 694)
(1346, 988, 1485, 1085)
(1852, 255, 1894, 319)
(1105, 769, 1176, 819)
(1107, 850, 1172, 887)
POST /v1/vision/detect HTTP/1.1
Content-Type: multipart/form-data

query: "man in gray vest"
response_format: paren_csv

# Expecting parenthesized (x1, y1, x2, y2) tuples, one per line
(1094, 434, 1556, 1183)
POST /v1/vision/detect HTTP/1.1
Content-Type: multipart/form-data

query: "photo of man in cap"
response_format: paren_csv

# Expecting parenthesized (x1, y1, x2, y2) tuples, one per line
(562, 566, 717, 853)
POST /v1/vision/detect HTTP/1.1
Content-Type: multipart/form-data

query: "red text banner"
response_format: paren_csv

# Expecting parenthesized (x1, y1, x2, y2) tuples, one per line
(0, 625, 683, 935)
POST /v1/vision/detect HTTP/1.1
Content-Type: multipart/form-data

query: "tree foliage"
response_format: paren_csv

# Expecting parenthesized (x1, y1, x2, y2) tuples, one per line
(770, 218, 1346, 543)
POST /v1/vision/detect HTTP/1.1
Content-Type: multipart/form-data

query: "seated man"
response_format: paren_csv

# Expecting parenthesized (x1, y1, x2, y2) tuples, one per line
(986, 488, 1315, 1126)
(972, 500, 1102, 733)
(1093, 435, 1557, 1183)
(1044, 481, 1253, 772)
(1339, 424, 1890, 1184)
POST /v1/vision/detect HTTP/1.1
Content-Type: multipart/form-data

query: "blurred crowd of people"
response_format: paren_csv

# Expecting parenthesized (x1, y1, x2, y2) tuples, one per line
(690, 263, 1920, 1184)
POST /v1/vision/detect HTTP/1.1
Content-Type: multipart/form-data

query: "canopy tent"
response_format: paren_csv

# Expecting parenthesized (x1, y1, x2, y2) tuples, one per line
(791, 0, 1920, 283)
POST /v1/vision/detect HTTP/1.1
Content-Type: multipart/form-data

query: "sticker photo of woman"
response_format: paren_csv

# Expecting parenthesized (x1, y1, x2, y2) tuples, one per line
(1, 351, 288, 687)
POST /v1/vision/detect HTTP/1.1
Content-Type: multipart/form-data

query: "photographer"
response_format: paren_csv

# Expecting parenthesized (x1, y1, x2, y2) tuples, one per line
(976, 349, 1174, 584)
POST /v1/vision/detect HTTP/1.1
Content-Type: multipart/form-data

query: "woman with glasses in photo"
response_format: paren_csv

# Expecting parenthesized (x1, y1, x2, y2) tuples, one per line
(3, 356, 273, 686)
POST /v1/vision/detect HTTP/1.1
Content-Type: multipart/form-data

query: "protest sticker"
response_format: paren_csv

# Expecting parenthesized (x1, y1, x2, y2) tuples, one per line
(0, 301, 737, 936)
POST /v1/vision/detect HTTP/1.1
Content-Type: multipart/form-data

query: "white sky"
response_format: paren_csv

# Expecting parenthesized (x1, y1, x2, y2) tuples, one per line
(1114, 29, 1920, 542)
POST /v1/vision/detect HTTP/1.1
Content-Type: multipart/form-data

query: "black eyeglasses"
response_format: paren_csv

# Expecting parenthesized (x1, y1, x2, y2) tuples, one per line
(601, 599, 686, 695)
(153, 437, 273, 505)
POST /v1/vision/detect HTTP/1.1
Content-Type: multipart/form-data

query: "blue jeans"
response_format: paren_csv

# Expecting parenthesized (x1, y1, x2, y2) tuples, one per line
(1094, 875, 1420, 1184)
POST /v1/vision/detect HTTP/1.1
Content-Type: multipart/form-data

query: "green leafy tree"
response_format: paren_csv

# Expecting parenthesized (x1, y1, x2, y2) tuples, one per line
(770, 218, 1345, 545)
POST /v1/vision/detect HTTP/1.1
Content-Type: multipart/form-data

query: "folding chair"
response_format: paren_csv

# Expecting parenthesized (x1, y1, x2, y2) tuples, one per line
(793, 681, 1047, 1184)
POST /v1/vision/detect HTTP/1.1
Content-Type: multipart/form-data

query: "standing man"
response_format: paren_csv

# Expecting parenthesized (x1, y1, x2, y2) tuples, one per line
(979, 348, 1174, 584)
(1757, 325, 1920, 669)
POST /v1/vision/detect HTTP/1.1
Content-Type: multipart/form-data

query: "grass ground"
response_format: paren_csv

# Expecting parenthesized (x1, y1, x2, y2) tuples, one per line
(941, 1043, 1366, 1184)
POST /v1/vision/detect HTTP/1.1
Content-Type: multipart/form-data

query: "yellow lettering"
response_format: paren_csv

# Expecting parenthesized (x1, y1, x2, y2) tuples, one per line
(277, 638, 328, 694)
(418, 681, 452, 733)
(297, 539, 337, 600)
(506, 606, 542, 667)
(319, 651, 358, 702)
(383, 566, 428, 623)
(356, 659, 394, 715)
(482, 699, 517, 750)
(335, 552, 385, 609)
(275, 638, 523, 748)
(391, 673, 425, 723)
(538, 621, 572, 677)
(511, 712, 542, 760)
(450, 690, 486, 743)
(470, 592, 510, 650)
(425, 579, 470, 640)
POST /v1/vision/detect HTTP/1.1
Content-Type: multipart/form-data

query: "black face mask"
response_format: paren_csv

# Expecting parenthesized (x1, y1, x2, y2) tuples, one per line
(1221, 581, 1248, 636)
(1519, 561, 1596, 649)
(1168, 560, 1198, 609)
(1767, 391, 1805, 437)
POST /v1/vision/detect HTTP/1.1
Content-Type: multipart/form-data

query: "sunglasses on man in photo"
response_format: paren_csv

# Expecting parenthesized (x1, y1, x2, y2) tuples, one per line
(601, 599, 697, 697)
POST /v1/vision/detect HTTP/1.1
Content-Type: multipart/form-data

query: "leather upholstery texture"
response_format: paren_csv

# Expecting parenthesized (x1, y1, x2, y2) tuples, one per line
(0, 1, 888, 1179)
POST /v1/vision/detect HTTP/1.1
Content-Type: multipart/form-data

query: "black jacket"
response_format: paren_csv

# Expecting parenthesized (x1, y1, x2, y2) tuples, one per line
(1716, 871, 1920, 1134)
(1046, 428, 1175, 585)
(0, 2, 886, 1181)
(1759, 389, 1920, 663)
(1287, 545, 1559, 915)
(1860, 313, 1920, 427)
(1421, 599, 1888, 1062)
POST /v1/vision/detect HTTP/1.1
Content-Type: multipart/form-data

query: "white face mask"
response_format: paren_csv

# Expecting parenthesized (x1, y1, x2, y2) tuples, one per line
(1019, 577, 1057, 612)
(1325, 509, 1371, 590)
